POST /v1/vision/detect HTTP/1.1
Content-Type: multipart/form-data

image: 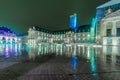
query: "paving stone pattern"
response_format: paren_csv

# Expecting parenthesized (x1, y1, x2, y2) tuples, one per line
(18, 56, 120, 80)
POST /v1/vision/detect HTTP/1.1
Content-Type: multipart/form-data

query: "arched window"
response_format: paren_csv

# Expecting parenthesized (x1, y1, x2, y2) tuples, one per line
(116, 21, 120, 36)
(106, 22, 113, 36)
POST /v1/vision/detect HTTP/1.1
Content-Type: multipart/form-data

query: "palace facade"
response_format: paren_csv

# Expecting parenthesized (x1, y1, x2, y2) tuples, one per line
(97, 0, 120, 45)
(27, 25, 91, 46)
(0, 27, 18, 44)
(28, 1, 120, 46)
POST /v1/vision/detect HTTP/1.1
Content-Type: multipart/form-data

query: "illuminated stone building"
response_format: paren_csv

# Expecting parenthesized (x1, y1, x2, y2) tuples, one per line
(27, 25, 91, 55)
(0, 27, 18, 44)
(27, 25, 91, 46)
(97, 0, 120, 45)
(96, 0, 120, 22)
(102, 46, 120, 66)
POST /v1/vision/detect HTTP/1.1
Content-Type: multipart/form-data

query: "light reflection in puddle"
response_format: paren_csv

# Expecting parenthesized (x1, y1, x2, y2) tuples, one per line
(0, 43, 120, 78)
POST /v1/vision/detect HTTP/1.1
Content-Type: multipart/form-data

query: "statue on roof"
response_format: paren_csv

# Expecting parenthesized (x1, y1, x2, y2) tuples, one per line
(105, 8, 112, 15)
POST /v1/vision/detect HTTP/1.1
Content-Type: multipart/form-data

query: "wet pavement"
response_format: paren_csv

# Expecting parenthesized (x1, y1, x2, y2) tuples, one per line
(0, 62, 17, 69)
(18, 56, 120, 80)
(0, 43, 120, 80)
(18, 57, 97, 80)
(18, 45, 120, 80)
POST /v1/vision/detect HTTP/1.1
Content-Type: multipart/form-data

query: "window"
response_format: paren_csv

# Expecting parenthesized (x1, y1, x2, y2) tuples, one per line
(116, 56, 120, 65)
(118, 39, 120, 44)
(117, 28, 120, 36)
(106, 29, 111, 36)
(107, 39, 112, 44)
(106, 55, 111, 63)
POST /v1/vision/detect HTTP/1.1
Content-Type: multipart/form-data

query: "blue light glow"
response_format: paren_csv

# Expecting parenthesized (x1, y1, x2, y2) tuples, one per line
(90, 17, 97, 43)
(70, 13, 78, 31)
(91, 56, 97, 76)
(72, 56, 77, 71)
(90, 48, 98, 77)
(92, 17, 97, 28)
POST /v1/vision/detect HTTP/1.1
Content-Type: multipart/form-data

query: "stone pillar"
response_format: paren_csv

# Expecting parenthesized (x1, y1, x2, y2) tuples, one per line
(104, 22, 107, 37)
(113, 21, 117, 37)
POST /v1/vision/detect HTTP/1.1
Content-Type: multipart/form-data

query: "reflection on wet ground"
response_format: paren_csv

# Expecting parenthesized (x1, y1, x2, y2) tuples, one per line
(19, 44, 120, 80)
(18, 56, 96, 80)
(0, 43, 27, 62)
(0, 43, 27, 69)
(0, 43, 120, 79)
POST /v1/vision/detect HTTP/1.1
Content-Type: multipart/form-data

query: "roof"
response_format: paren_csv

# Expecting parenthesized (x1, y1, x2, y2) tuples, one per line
(0, 27, 13, 33)
(97, 0, 120, 9)
(103, 9, 120, 19)
(0, 26, 17, 36)
(32, 24, 91, 33)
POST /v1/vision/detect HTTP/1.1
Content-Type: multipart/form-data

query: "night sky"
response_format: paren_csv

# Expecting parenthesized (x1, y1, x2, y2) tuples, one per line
(0, 0, 108, 33)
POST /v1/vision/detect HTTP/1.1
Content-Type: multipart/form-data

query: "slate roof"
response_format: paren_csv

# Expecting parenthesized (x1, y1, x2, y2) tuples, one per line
(97, 0, 120, 9)
(0, 27, 13, 33)
(103, 9, 120, 19)
(32, 24, 91, 34)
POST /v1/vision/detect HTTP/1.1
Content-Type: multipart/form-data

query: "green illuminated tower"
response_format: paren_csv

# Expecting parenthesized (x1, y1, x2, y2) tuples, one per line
(90, 18, 97, 43)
